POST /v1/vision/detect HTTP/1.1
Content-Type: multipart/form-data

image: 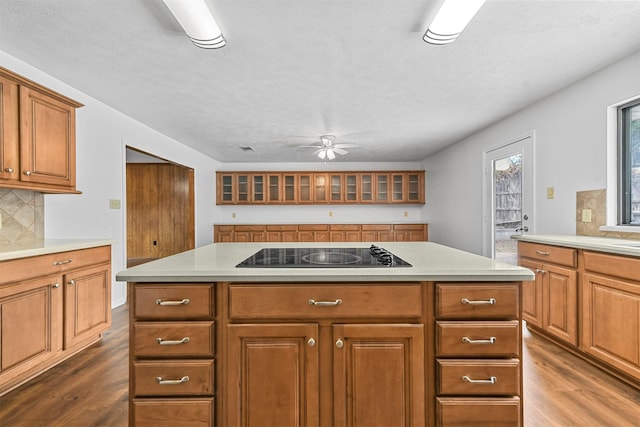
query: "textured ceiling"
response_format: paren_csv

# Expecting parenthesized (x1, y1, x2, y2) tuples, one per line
(2, 0, 640, 163)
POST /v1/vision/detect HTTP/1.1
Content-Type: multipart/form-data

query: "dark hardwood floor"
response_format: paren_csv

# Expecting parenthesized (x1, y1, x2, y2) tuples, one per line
(1, 304, 639, 426)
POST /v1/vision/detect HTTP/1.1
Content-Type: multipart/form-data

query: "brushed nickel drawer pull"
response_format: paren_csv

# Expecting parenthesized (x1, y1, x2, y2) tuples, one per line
(462, 375, 497, 384)
(462, 336, 496, 344)
(155, 376, 189, 385)
(155, 298, 190, 306)
(535, 250, 551, 256)
(461, 298, 496, 305)
(156, 337, 190, 345)
(53, 259, 73, 266)
(308, 298, 342, 307)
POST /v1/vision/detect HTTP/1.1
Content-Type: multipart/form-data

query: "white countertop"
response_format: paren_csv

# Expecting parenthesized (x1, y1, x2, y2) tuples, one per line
(512, 234, 640, 257)
(0, 239, 112, 261)
(115, 242, 534, 283)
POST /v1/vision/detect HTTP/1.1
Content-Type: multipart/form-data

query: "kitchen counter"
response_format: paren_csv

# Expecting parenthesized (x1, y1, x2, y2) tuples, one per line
(116, 241, 534, 282)
(0, 239, 113, 261)
(512, 234, 640, 257)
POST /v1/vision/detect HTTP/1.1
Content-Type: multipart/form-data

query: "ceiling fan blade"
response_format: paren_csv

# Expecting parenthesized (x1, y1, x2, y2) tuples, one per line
(333, 148, 348, 155)
(334, 143, 358, 148)
(298, 145, 323, 148)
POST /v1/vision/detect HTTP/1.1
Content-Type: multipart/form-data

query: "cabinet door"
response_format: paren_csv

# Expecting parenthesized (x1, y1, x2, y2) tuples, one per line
(333, 324, 425, 427)
(251, 174, 266, 203)
(217, 173, 234, 204)
(542, 263, 577, 345)
(267, 174, 281, 203)
(391, 173, 404, 202)
(582, 273, 640, 379)
(226, 323, 319, 427)
(19, 86, 76, 188)
(64, 263, 111, 349)
(345, 174, 358, 203)
(330, 174, 343, 202)
(375, 174, 389, 203)
(283, 174, 296, 203)
(313, 173, 328, 202)
(298, 174, 313, 203)
(406, 173, 423, 203)
(518, 259, 543, 327)
(237, 174, 250, 203)
(0, 74, 19, 181)
(0, 275, 63, 373)
(360, 174, 374, 203)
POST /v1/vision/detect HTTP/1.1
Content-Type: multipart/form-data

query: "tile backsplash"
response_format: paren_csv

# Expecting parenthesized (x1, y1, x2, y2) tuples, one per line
(576, 189, 640, 240)
(0, 189, 44, 243)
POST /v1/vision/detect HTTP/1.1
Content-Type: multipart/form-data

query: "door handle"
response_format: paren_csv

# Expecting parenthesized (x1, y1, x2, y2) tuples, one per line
(515, 226, 529, 232)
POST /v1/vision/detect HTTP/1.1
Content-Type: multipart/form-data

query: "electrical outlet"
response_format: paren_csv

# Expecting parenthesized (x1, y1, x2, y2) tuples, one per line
(582, 209, 592, 223)
(403, 211, 408, 217)
(546, 187, 555, 199)
(109, 199, 121, 209)
(232, 212, 236, 218)
(329, 211, 333, 217)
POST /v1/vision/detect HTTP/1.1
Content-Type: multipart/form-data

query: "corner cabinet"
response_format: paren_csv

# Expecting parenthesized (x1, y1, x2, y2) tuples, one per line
(216, 171, 425, 205)
(0, 67, 82, 193)
(0, 245, 111, 396)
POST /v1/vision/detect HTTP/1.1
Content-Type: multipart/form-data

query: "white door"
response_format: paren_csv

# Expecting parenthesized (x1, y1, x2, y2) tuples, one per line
(483, 135, 534, 264)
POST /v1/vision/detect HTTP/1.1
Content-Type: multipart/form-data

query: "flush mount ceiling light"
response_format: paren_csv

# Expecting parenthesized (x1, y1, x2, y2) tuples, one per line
(162, 0, 226, 49)
(423, 0, 486, 45)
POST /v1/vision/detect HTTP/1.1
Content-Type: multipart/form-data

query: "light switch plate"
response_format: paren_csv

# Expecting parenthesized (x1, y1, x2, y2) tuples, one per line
(546, 187, 555, 199)
(582, 209, 592, 223)
(109, 199, 121, 209)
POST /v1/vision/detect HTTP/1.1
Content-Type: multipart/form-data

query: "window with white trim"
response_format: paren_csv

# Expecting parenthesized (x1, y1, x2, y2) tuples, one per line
(618, 100, 640, 225)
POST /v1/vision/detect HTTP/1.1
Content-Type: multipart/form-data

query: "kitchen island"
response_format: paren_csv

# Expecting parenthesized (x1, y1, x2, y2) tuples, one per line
(117, 242, 534, 427)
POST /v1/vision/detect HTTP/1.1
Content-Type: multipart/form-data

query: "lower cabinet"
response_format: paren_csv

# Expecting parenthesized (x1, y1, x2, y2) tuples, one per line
(0, 244, 111, 395)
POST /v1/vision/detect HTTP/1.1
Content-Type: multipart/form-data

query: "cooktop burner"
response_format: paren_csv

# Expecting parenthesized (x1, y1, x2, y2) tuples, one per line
(236, 245, 412, 268)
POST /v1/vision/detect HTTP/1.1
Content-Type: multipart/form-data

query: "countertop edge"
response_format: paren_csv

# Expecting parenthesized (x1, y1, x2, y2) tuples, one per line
(0, 239, 113, 261)
(512, 234, 640, 257)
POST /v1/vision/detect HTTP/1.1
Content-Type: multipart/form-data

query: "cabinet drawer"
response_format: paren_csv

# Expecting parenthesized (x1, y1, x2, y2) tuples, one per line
(436, 283, 519, 320)
(217, 225, 234, 231)
(361, 224, 392, 231)
(393, 224, 424, 231)
(265, 224, 297, 231)
(436, 397, 521, 427)
(133, 360, 214, 396)
(133, 285, 214, 319)
(518, 242, 576, 267)
(234, 225, 265, 232)
(583, 250, 640, 282)
(228, 284, 423, 319)
(298, 224, 329, 231)
(436, 321, 520, 357)
(132, 398, 214, 427)
(437, 359, 520, 396)
(329, 224, 360, 231)
(133, 322, 215, 357)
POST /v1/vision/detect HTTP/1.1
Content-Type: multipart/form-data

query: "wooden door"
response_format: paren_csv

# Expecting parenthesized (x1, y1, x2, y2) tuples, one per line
(0, 275, 63, 373)
(0, 74, 19, 181)
(518, 259, 543, 327)
(19, 86, 76, 188)
(63, 263, 111, 349)
(127, 162, 195, 262)
(543, 263, 578, 345)
(226, 323, 319, 427)
(333, 324, 425, 427)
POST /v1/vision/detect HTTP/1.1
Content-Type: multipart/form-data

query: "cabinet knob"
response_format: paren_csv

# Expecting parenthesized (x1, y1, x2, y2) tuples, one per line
(307, 337, 316, 347)
(336, 339, 344, 348)
(24, 171, 32, 176)
(52, 283, 60, 288)
(68, 279, 76, 286)
(4, 167, 14, 173)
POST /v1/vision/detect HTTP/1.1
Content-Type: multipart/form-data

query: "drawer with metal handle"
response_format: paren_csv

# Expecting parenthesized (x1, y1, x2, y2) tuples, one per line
(436, 320, 520, 357)
(437, 359, 520, 396)
(133, 285, 214, 319)
(133, 322, 215, 357)
(133, 360, 214, 397)
(435, 283, 520, 319)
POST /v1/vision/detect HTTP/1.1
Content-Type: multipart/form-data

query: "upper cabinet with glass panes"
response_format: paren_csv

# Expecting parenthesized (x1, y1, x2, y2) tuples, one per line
(216, 171, 424, 205)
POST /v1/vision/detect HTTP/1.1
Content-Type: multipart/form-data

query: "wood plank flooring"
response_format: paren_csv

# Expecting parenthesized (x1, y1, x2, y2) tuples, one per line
(1, 305, 639, 426)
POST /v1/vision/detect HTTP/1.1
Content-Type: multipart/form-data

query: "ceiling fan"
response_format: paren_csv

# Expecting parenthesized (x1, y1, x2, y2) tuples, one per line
(299, 135, 358, 160)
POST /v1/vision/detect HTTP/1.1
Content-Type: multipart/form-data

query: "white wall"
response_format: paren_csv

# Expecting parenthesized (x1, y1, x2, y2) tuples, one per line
(1, 51, 221, 308)
(422, 49, 640, 255)
(215, 162, 425, 225)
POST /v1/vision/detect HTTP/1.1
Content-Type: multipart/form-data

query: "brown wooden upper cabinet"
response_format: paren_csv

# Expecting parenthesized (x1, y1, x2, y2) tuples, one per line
(0, 67, 82, 193)
(216, 171, 425, 205)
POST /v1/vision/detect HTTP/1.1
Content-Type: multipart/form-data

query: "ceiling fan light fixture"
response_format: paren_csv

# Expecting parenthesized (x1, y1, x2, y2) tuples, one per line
(317, 149, 327, 160)
(423, 0, 486, 45)
(162, 0, 226, 49)
(326, 149, 336, 160)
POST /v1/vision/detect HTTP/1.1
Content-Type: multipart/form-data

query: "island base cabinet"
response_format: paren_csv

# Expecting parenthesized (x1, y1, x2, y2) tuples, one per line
(436, 397, 521, 427)
(582, 273, 640, 379)
(132, 398, 215, 427)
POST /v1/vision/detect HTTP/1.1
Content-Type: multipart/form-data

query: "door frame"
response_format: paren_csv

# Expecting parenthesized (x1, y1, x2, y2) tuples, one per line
(482, 131, 535, 258)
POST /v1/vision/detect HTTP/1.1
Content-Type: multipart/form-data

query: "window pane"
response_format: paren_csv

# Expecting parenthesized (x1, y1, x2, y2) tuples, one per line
(631, 105, 640, 224)
(621, 102, 640, 225)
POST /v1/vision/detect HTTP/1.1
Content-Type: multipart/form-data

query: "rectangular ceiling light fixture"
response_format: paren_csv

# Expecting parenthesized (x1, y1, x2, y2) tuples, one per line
(423, 0, 486, 45)
(162, 0, 226, 49)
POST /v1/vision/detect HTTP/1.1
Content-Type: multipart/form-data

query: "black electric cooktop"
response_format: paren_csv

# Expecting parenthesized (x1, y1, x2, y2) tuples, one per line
(236, 245, 412, 268)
